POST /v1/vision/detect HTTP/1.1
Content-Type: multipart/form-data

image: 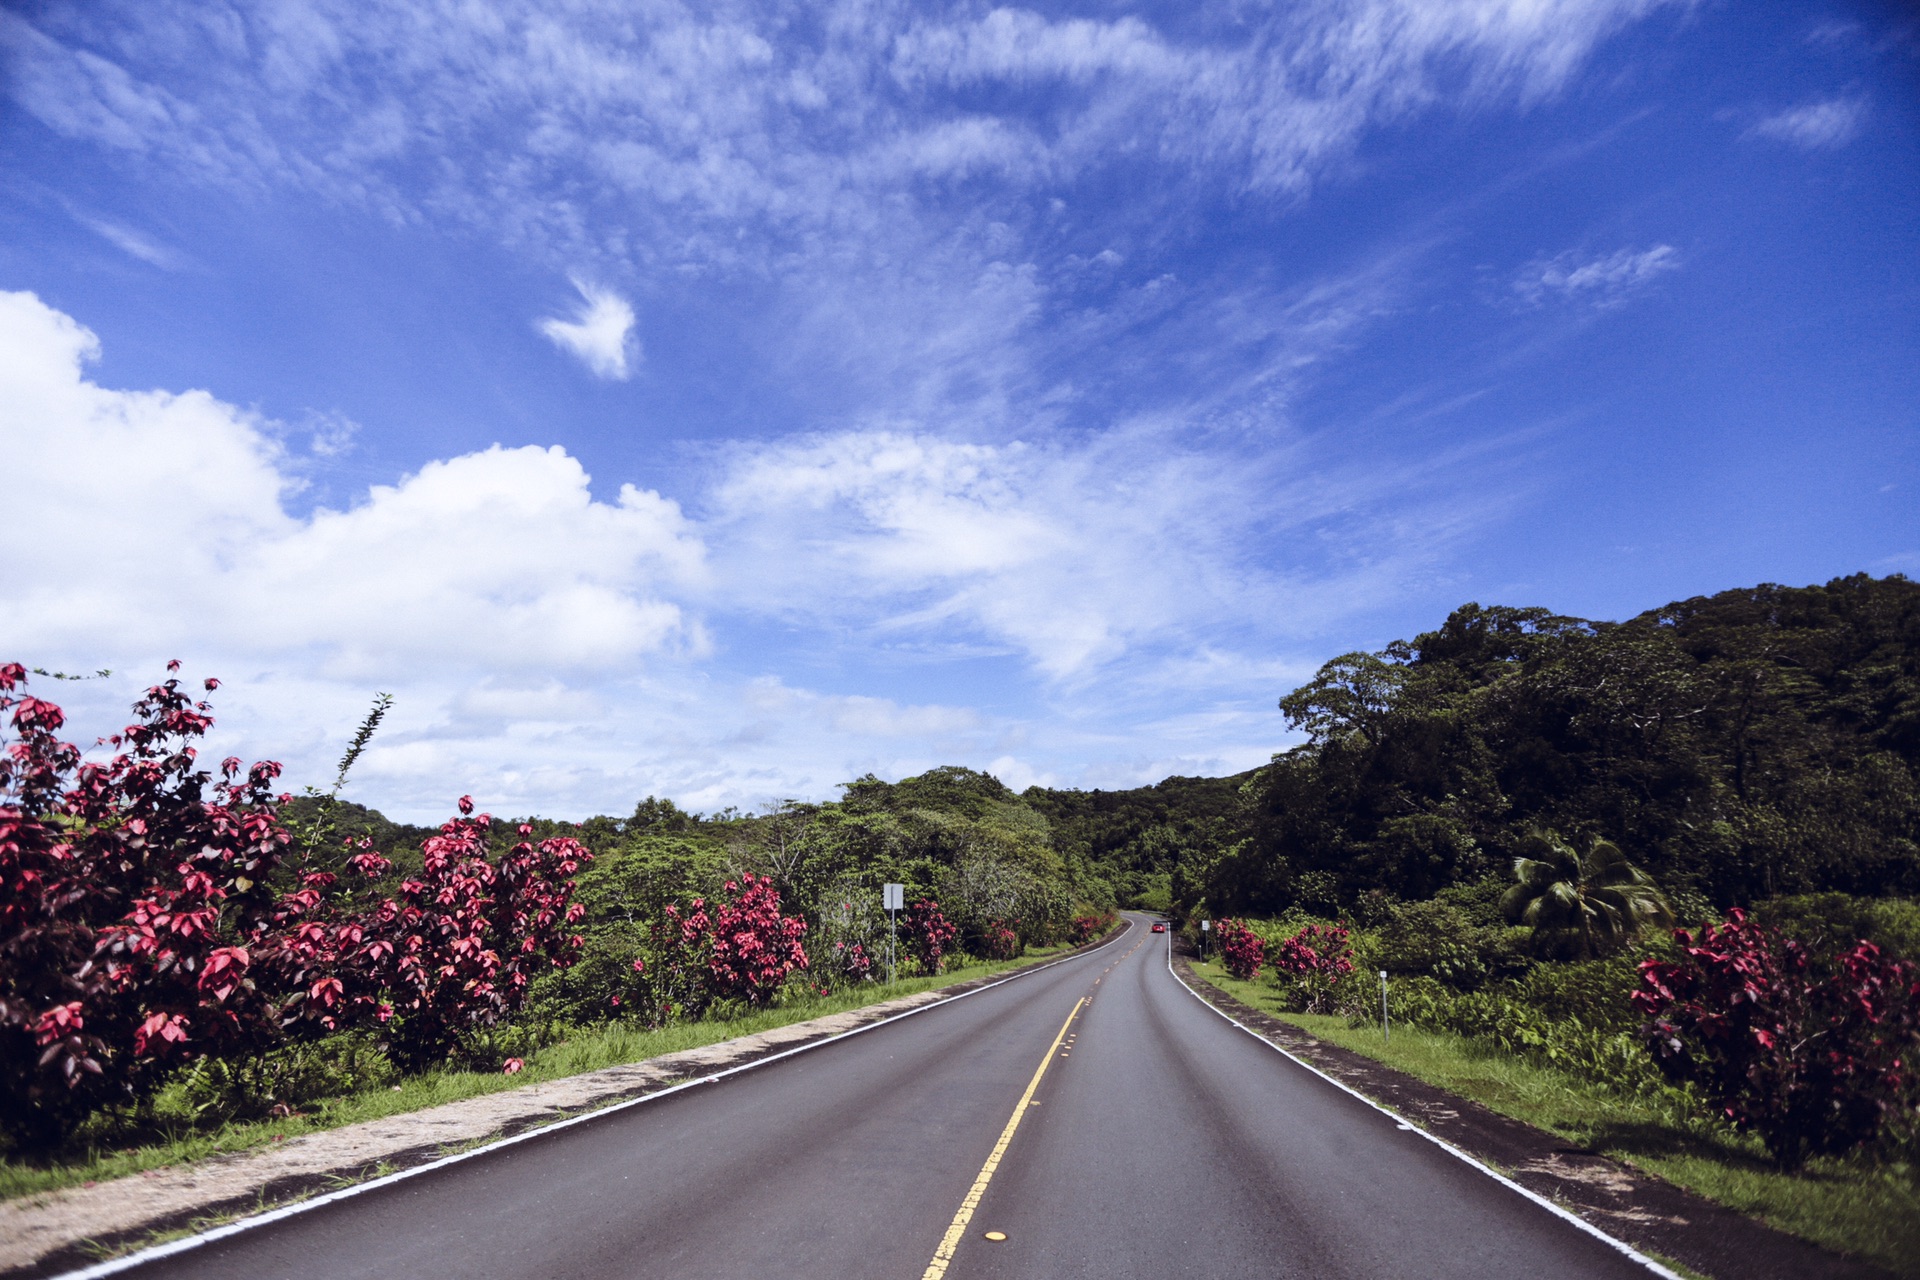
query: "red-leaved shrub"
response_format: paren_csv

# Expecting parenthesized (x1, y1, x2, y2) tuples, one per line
(1, 664, 300, 1147)
(1069, 912, 1113, 946)
(1215, 918, 1264, 980)
(904, 898, 958, 974)
(0, 664, 593, 1145)
(1271, 923, 1354, 1013)
(349, 804, 590, 1070)
(1635, 909, 1920, 1168)
(657, 873, 809, 1012)
(976, 919, 1020, 961)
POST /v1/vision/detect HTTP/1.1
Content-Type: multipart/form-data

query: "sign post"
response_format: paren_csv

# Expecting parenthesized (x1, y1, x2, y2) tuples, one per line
(1200, 917, 1210, 964)
(883, 883, 905, 984)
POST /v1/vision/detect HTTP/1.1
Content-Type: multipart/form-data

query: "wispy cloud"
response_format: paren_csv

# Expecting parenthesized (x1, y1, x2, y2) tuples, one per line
(702, 410, 1512, 684)
(1745, 96, 1867, 150)
(3, 1, 1679, 273)
(538, 279, 637, 380)
(70, 210, 185, 269)
(1513, 244, 1679, 309)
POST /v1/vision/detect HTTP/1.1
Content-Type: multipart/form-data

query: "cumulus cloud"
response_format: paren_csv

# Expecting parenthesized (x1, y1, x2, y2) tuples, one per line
(538, 279, 638, 379)
(1746, 96, 1867, 150)
(0, 290, 699, 679)
(1512, 244, 1679, 309)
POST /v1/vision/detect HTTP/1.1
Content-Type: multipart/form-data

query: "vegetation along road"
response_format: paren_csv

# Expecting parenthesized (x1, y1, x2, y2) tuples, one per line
(86, 915, 1663, 1280)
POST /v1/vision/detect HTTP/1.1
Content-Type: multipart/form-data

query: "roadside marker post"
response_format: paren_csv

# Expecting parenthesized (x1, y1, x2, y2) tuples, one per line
(883, 883, 904, 984)
(1380, 970, 1389, 1044)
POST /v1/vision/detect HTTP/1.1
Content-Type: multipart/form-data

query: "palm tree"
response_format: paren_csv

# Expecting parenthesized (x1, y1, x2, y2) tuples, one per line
(1500, 831, 1673, 959)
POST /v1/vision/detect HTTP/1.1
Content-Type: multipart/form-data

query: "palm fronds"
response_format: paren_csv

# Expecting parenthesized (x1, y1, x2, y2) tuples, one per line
(1501, 831, 1672, 959)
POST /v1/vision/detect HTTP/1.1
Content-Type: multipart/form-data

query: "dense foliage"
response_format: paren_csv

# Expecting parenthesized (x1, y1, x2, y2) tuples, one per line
(1636, 909, 1920, 1168)
(0, 668, 588, 1148)
(1203, 574, 1920, 919)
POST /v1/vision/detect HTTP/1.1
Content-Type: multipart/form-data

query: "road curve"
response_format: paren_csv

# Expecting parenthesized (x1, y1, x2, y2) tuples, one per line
(98, 916, 1658, 1280)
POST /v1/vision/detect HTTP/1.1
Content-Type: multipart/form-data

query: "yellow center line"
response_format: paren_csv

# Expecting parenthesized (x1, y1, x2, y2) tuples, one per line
(919, 997, 1085, 1280)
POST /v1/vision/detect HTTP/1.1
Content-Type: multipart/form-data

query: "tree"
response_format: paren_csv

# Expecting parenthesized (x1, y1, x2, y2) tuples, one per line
(1500, 832, 1672, 959)
(1279, 652, 1410, 749)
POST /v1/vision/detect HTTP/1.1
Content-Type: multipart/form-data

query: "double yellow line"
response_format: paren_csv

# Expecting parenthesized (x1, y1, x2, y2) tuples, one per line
(919, 997, 1086, 1279)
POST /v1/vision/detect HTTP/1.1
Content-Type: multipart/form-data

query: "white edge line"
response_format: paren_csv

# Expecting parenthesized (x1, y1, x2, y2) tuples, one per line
(1163, 938, 1686, 1280)
(47, 923, 1134, 1280)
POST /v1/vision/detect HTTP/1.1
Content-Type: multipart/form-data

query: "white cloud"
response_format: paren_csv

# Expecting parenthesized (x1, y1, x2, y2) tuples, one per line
(703, 409, 1499, 682)
(1746, 97, 1867, 150)
(301, 409, 359, 458)
(0, 290, 700, 680)
(538, 279, 638, 379)
(71, 211, 185, 268)
(1513, 243, 1679, 309)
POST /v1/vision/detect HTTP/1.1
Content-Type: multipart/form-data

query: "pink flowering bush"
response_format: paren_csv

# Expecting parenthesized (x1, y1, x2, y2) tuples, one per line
(904, 898, 959, 974)
(652, 873, 809, 1016)
(1271, 923, 1355, 1014)
(1215, 918, 1264, 980)
(1069, 911, 1115, 946)
(1635, 909, 1920, 1169)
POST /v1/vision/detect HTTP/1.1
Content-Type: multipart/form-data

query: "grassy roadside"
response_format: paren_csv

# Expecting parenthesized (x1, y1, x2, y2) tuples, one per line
(2, 944, 1083, 1204)
(1188, 958, 1920, 1276)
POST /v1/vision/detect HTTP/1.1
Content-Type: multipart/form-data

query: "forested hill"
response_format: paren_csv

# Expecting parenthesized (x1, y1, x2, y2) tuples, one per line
(1199, 572, 1920, 919)
(1022, 773, 1254, 914)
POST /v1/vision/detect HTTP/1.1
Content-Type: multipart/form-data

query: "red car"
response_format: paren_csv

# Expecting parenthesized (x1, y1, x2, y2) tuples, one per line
(1151, 922, 1167, 933)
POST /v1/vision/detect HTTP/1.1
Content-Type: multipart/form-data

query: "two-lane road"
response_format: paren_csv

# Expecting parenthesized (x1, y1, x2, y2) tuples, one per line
(104, 916, 1658, 1279)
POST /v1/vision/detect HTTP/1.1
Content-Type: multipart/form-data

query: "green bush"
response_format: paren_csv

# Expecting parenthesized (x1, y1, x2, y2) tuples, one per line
(169, 1033, 397, 1122)
(1752, 892, 1920, 964)
(1367, 974, 1666, 1097)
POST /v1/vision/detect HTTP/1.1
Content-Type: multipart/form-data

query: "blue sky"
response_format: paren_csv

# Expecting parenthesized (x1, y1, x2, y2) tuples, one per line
(2, 0, 1915, 820)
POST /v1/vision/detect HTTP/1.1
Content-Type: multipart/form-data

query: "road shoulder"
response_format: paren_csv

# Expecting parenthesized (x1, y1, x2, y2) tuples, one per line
(1169, 947, 1893, 1280)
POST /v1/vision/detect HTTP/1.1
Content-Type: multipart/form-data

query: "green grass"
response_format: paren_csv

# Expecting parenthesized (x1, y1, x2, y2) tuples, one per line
(1189, 959, 1920, 1276)
(2, 946, 1076, 1204)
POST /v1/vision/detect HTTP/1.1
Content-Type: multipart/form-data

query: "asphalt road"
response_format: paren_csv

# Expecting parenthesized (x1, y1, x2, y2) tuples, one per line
(110, 916, 1657, 1280)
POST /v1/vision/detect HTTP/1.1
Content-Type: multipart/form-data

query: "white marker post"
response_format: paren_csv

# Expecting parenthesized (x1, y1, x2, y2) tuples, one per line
(1381, 969, 1390, 1044)
(883, 883, 905, 984)
(1200, 917, 1211, 963)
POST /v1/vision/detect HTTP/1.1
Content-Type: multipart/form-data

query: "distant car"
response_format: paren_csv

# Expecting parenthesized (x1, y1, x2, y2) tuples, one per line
(1151, 922, 1167, 933)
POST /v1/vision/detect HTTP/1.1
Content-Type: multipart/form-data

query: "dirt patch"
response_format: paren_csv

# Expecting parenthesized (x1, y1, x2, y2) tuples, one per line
(1170, 948, 1893, 1280)
(2, 925, 1127, 1279)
